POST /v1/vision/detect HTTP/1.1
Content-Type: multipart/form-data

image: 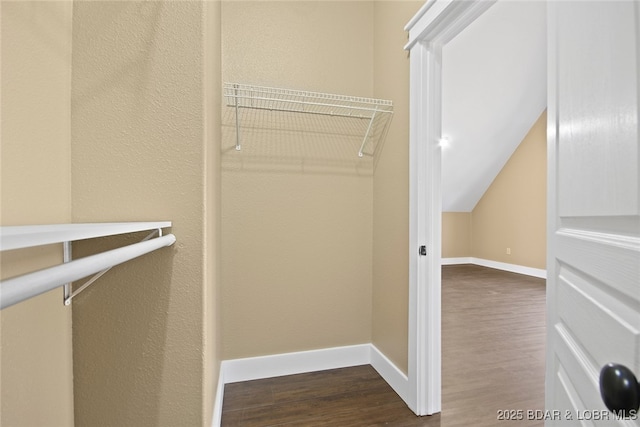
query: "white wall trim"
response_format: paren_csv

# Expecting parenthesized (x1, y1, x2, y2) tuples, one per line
(211, 368, 225, 427)
(213, 343, 410, 427)
(471, 258, 546, 279)
(407, 38, 443, 417)
(441, 257, 546, 279)
(441, 257, 473, 265)
(370, 344, 410, 403)
(221, 344, 371, 384)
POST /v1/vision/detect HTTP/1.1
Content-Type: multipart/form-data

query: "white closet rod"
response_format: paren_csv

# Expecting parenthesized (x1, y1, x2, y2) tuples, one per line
(0, 233, 175, 310)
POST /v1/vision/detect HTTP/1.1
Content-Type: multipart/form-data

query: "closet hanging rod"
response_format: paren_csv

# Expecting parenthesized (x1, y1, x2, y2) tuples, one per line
(0, 233, 175, 310)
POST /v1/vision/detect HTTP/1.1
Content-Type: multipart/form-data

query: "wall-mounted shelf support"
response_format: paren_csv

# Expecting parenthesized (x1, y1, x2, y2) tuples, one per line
(0, 222, 175, 310)
(224, 83, 393, 158)
(233, 84, 242, 151)
(63, 241, 72, 304)
(64, 266, 109, 306)
(359, 107, 378, 158)
(61, 228, 163, 306)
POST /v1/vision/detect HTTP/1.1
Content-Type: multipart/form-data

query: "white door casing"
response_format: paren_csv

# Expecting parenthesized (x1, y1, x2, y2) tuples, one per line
(546, 2, 640, 425)
(405, 0, 497, 416)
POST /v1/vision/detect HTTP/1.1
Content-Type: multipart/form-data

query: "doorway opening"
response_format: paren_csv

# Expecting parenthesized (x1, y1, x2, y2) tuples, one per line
(405, 0, 547, 415)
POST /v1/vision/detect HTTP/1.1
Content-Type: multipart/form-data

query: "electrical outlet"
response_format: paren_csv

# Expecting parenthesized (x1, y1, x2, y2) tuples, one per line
(506, 247, 511, 255)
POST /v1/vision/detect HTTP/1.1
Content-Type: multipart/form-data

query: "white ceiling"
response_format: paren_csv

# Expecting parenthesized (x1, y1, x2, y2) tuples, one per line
(441, 1, 547, 212)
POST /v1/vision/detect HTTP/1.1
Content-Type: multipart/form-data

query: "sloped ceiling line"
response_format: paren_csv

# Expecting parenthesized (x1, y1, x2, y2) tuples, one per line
(441, 0, 547, 212)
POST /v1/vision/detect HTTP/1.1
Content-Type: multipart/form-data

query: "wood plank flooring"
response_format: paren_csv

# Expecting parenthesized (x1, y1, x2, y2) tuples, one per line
(221, 364, 440, 426)
(221, 264, 546, 426)
(441, 265, 546, 427)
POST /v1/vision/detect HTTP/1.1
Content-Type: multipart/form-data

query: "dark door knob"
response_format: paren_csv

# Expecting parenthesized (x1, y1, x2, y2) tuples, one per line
(599, 363, 640, 416)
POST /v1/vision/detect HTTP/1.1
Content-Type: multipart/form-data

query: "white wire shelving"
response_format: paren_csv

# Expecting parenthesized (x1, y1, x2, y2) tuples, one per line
(223, 83, 393, 158)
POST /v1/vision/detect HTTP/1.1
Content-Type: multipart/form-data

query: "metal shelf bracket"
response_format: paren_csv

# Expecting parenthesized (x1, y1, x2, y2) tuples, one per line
(233, 83, 241, 151)
(359, 107, 378, 158)
(62, 228, 163, 306)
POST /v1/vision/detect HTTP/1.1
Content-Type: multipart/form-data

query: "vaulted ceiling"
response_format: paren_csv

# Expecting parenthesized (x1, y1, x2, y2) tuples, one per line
(441, 1, 547, 212)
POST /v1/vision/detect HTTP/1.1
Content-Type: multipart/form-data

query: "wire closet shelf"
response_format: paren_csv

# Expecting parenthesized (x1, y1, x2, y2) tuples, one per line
(223, 83, 394, 157)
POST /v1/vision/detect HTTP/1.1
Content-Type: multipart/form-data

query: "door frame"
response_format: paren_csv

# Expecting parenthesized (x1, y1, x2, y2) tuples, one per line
(404, 0, 497, 415)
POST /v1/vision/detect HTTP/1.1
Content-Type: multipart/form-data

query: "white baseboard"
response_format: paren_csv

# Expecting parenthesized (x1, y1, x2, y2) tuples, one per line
(211, 369, 225, 427)
(369, 344, 409, 403)
(213, 343, 410, 427)
(441, 257, 546, 279)
(441, 257, 472, 265)
(221, 344, 371, 384)
(470, 257, 546, 278)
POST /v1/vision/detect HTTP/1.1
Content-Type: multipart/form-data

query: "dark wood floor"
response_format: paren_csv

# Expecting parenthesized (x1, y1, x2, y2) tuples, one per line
(221, 364, 440, 426)
(441, 265, 546, 426)
(221, 264, 545, 426)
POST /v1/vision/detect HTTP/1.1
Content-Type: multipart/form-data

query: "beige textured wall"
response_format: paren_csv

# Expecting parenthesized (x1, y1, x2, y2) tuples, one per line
(471, 110, 547, 268)
(0, 2, 75, 426)
(70, 2, 219, 426)
(221, 1, 375, 359)
(442, 212, 472, 258)
(372, 1, 422, 376)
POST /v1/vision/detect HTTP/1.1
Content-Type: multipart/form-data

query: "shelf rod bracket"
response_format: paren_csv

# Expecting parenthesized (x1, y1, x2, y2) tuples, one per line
(359, 107, 377, 158)
(62, 241, 72, 304)
(234, 84, 242, 151)
(63, 229, 162, 306)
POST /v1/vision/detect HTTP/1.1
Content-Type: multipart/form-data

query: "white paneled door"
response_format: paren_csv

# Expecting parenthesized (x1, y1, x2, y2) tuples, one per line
(546, 2, 640, 426)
